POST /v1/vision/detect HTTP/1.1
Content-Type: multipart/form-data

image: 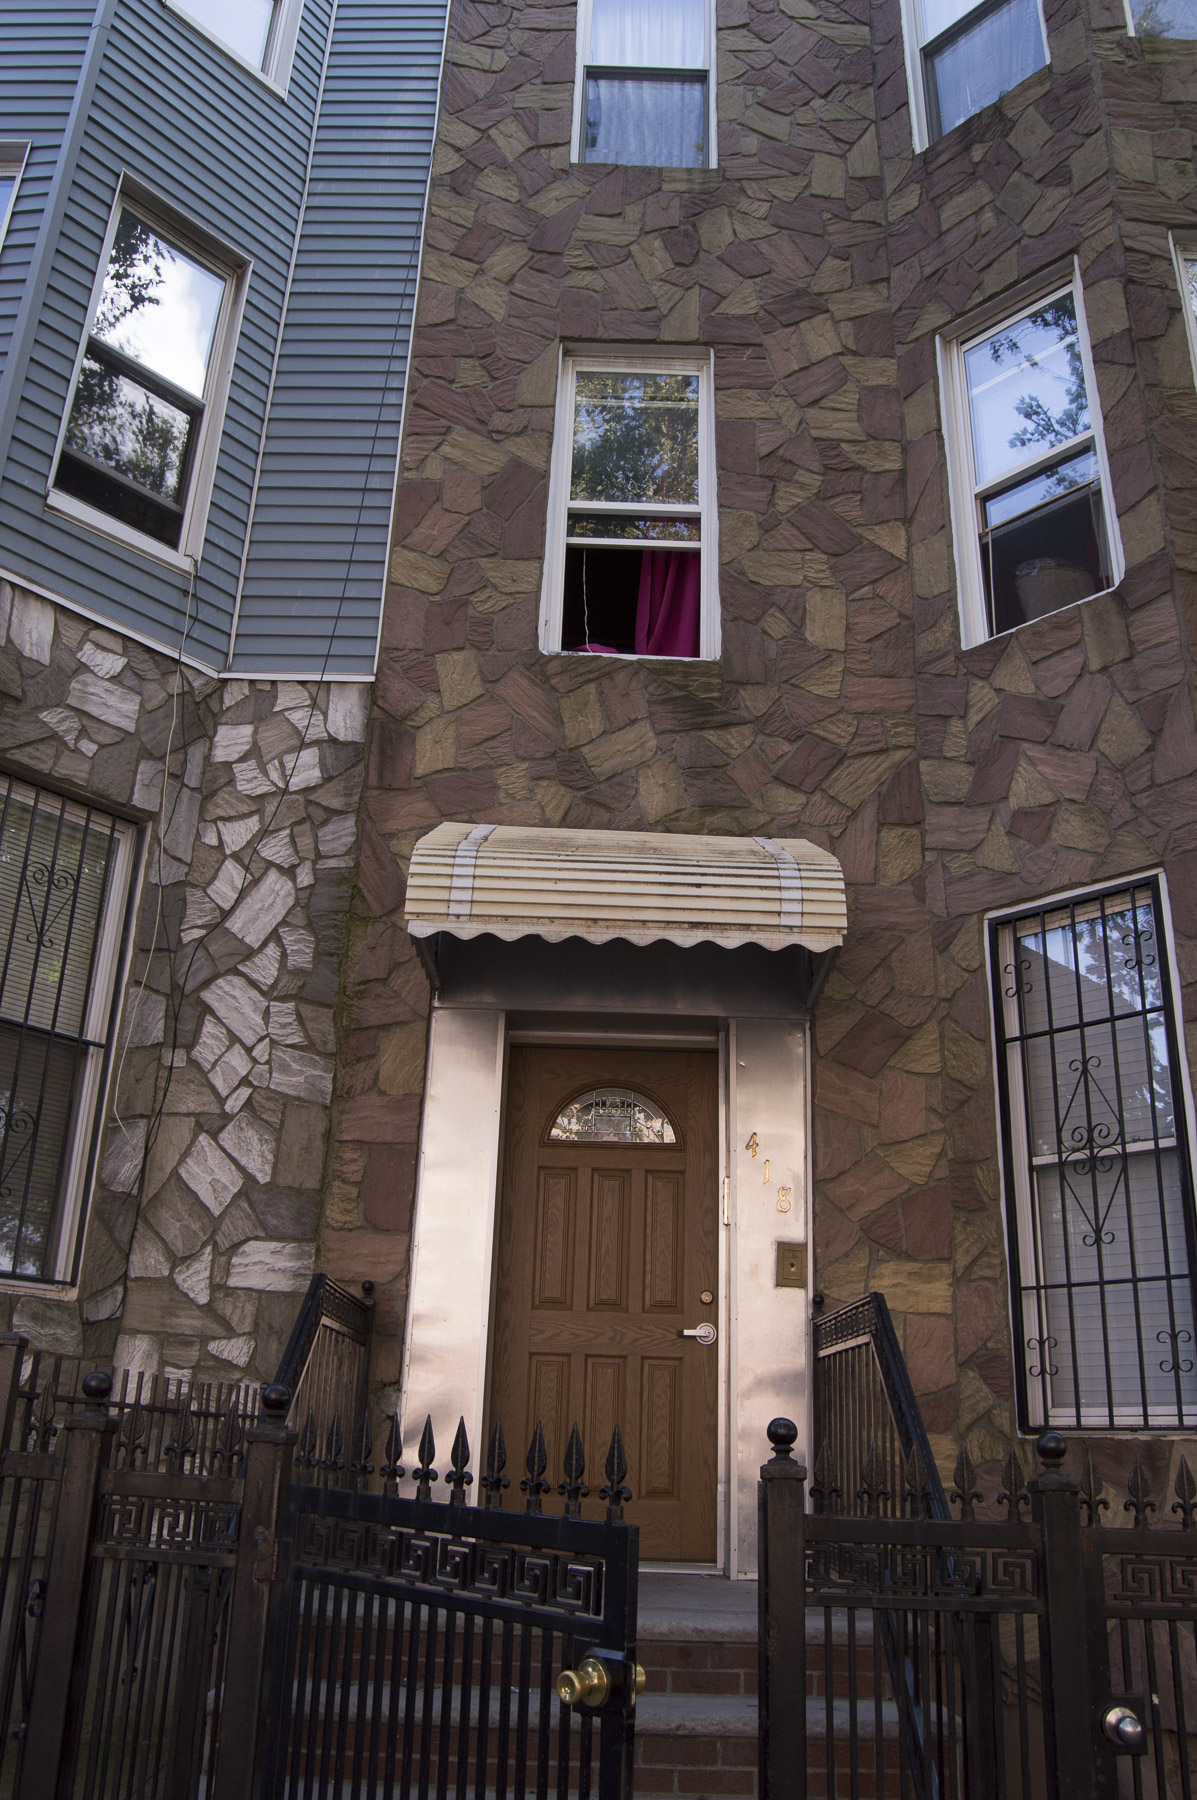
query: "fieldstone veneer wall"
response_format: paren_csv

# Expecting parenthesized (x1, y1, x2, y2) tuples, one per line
(0, 580, 367, 1384)
(331, 0, 1197, 1482)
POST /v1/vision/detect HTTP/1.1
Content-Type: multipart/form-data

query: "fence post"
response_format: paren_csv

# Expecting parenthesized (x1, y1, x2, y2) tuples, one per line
(18, 1370, 116, 1800)
(211, 1384, 295, 1800)
(1028, 1431, 1113, 1800)
(0, 1334, 27, 1453)
(759, 1418, 807, 1800)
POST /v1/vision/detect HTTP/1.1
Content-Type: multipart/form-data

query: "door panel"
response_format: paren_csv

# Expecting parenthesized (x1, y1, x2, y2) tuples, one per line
(490, 1045, 719, 1561)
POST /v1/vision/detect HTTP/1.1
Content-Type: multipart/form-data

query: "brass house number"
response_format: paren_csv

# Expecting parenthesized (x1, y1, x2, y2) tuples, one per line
(744, 1133, 793, 1212)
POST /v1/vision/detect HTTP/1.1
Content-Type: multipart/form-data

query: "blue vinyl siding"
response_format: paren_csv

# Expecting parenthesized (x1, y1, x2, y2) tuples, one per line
(229, 0, 447, 676)
(0, 0, 444, 674)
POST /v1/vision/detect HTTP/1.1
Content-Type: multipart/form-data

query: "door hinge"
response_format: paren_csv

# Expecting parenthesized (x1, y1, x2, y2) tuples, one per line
(722, 1177, 731, 1226)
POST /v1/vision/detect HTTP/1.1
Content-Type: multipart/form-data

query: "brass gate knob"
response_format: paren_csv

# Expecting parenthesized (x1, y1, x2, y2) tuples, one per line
(556, 1658, 611, 1707)
(1102, 1704, 1145, 1752)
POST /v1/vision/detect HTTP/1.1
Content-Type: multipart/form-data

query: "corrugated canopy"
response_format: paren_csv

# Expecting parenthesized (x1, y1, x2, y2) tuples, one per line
(404, 822, 847, 954)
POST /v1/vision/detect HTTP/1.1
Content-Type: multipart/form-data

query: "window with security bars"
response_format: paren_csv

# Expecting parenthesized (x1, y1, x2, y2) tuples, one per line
(992, 881, 1197, 1430)
(0, 777, 136, 1283)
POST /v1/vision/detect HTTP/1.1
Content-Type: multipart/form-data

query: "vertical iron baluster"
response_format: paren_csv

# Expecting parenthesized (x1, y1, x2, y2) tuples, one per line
(474, 1614, 494, 1800)
(495, 1619, 514, 1800)
(512, 1623, 533, 1800)
(418, 1602, 439, 1799)
(436, 1600, 457, 1800)
(399, 1598, 423, 1800)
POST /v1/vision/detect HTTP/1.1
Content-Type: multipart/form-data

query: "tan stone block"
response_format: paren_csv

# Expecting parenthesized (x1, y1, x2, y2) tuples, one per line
(276, 1105, 327, 1190)
(1120, 492, 1166, 564)
(965, 681, 999, 732)
(439, 428, 511, 478)
(990, 640, 1036, 694)
(696, 208, 733, 253)
(583, 719, 656, 780)
(379, 1021, 427, 1095)
(488, 560, 541, 595)
(774, 474, 823, 510)
(413, 712, 457, 777)
(1111, 126, 1154, 185)
(890, 1021, 941, 1074)
(817, 1240, 871, 1306)
(436, 648, 484, 711)
(921, 760, 972, 802)
(475, 166, 520, 202)
(760, 606, 793, 640)
(823, 749, 907, 809)
(872, 1259, 953, 1314)
(560, 684, 603, 748)
(879, 826, 922, 885)
(719, 511, 761, 561)
(796, 655, 844, 698)
(1097, 830, 1155, 878)
(977, 816, 1019, 873)
(1082, 593, 1130, 671)
(798, 314, 843, 363)
(638, 756, 686, 824)
(497, 763, 531, 805)
(389, 548, 448, 594)
(807, 385, 863, 441)
(950, 916, 983, 971)
(533, 779, 572, 826)
(716, 280, 759, 317)
(911, 534, 951, 596)
(742, 552, 805, 587)
(861, 522, 907, 559)
(1051, 802, 1110, 853)
(943, 1021, 989, 1090)
(1009, 752, 1058, 808)
(489, 115, 533, 160)
(1084, 279, 1130, 347)
(421, 249, 474, 288)
(661, 285, 700, 340)
(325, 1181, 360, 1230)
(514, 346, 558, 413)
(1096, 694, 1151, 767)
(879, 1134, 945, 1184)
(810, 255, 851, 295)
(806, 588, 846, 651)
(468, 277, 509, 323)
(958, 1366, 995, 1432)
(144, 1115, 195, 1199)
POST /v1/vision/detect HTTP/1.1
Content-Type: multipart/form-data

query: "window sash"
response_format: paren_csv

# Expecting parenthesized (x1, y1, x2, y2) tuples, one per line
(994, 880, 1197, 1430)
(0, 777, 136, 1285)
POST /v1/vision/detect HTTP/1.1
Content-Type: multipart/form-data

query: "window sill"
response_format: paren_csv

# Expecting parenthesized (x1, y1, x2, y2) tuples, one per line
(160, 0, 291, 98)
(546, 649, 720, 663)
(45, 488, 194, 576)
(963, 575, 1121, 651)
(0, 1275, 78, 1299)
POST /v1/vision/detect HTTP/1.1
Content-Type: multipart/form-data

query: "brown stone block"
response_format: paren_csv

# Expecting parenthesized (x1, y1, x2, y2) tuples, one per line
(814, 1056, 881, 1125)
(337, 1093, 420, 1145)
(880, 1068, 927, 1143)
(814, 1106, 864, 1180)
(829, 1011, 913, 1078)
(361, 1143, 417, 1233)
(824, 1154, 909, 1221)
(904, 1312, 955, 1395)
(974, 1351, 1012, 1400)
(956, 1278, 1001, 1361)
(1025, 742, 1097, 799)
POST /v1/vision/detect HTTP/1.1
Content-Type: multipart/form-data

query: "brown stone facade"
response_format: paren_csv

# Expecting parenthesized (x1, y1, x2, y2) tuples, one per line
(330, 0, 1197, 1485)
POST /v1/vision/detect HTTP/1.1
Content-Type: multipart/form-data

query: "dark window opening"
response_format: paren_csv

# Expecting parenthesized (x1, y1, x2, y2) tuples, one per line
(562, 544, 701, 657)
(982, 479, 1107, 637)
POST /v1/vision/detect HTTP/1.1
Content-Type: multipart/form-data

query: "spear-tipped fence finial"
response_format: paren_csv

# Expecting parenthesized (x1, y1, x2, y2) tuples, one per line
(522, 1420, 550, 1514)
(448, 1417, 473, 1506)
(600, 1424, 631, 1523)
(951, 1446, 980, 1521)
(1125, 1454, 1157, 1529)
(381, 1415, 404, 1491)
(414, 1415, 438, 1500)
(998, 1448, 1028, 1523)
(1172, 1456, 1197, 1530)
(559, 1423, 589, 1518)
(482, 1419, 509, 1509)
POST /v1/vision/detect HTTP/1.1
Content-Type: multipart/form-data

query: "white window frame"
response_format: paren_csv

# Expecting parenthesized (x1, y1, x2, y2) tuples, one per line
(0, 777, 139, 1291)
(898, 0, 1048, 152)
(47, 186, 248, 572)
(938, 267, 1123, 649)
(539, 349, 721, 661)
(0, 143, 29, 254)
(1170, 234, 1197, 391)
(987, 872, 1197, 1432)
(162, 0, 305, 93)
(569, 0, 717, 169)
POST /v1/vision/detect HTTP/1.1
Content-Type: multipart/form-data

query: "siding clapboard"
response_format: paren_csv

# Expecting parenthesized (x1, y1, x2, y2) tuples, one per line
(229, 0, 448, 676)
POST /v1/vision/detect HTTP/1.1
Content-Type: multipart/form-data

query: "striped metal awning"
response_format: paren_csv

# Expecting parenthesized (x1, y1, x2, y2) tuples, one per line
(404, 822, 847, 953)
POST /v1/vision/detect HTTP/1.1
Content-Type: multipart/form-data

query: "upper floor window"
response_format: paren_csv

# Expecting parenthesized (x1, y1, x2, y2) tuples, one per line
(540, 353, 719, 660)
(50, 202, 243, 560)
(0, 775, 137, 1286)
(1126, 0, 1197, 37)
(1172, 237, 1197, 386)
(164, 0, 305, 86)
(940, 280, 1122, 645)
(902, 0, 1047, 145)
(992, 879, 1197, 1431)
(0, 144, 29, 255)
(574, 0, 713, 168)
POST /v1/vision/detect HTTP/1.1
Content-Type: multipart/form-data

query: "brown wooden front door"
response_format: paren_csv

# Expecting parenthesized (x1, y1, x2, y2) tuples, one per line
(489, 1046, 719, 1561)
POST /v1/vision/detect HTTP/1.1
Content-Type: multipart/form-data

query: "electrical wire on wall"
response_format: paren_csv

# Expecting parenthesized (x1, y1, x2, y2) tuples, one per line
(125, 0, 463, 1203)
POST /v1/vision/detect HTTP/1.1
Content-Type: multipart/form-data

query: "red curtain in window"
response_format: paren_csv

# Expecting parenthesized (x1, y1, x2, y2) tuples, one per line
(635, 549, 700, 657)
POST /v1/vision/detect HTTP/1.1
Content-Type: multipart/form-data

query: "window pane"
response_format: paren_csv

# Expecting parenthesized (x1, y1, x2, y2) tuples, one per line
(1130, 0, 1197, 34)
(0, 176, 14, 225)
(180, 0, 276, 67)
(0, 785, 119, 1038)
(93, 211, 225, 398)
(965, 293, 1088, 488)
(549, 1089, 677, 1143)
(0, 1027, 82, 1278)
(927, 0, 1046, 137)
(582, 75, 706, 167)
(571, 372, 700, 505)
(63, 355, 194, 504)
(982, 449, 1098, 530)
(590, 0, 707, 65)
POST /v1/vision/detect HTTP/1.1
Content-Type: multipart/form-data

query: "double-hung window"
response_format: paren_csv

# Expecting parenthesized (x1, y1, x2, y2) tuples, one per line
(540, 354, 718, 660)
(164, 0, 304, 83)
(941, 281, 1120, 644)
(903, 0, 1047, 144)
(0, 776, 137, 1286)
(52, 203, 240, 556)
(992, 880, 1197, 1431)
(574, 0, 713, 168)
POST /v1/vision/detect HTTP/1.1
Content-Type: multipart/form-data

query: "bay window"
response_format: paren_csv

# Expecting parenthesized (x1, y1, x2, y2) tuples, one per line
(0, 777, 137, 1286)
(941, 281, 1121, 645)
(540, 355, 718, 660)
(992, 880, 1197, 1431)
(575, 0, 713, 168)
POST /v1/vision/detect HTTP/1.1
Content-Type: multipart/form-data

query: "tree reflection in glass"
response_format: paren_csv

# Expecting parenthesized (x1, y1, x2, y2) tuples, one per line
(571, 372, 699, 506)
(965, 295, 1090, 490)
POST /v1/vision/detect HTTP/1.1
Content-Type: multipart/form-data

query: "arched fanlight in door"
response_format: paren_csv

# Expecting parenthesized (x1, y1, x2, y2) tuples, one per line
(547, 1088, 677, 1145)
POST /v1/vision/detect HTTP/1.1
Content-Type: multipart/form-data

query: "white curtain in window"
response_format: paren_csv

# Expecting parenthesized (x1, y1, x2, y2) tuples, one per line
(584, 76, 706, 167)
(927, 0, 1045, 137)
(589, 0, 706, 65)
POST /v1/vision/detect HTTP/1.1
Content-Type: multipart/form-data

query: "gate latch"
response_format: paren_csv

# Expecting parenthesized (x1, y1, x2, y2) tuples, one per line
(1102, 1699, 1147, 1754)
(556, 1649, 647, 1710)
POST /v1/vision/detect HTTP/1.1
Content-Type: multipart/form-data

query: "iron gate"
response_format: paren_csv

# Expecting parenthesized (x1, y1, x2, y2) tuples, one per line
(260, 1420, 640, 1800)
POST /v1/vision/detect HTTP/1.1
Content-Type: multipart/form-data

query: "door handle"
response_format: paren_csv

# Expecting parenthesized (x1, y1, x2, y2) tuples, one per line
(678, 1323, 717, 1345)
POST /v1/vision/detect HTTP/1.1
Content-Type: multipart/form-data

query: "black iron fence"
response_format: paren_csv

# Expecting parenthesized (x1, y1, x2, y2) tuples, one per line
(759, 1418, 1197, 1800)
(0, 1339, 640, 1800)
